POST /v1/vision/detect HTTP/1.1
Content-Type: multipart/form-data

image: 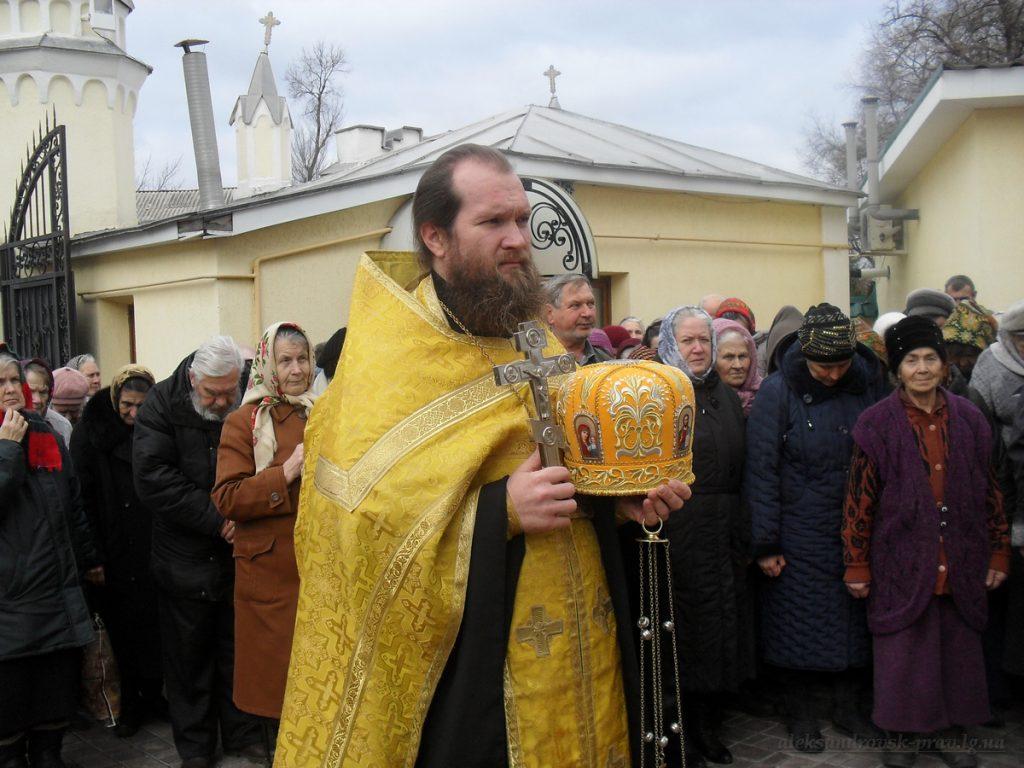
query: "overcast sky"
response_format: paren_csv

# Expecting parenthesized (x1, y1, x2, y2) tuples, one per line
(128, 0, 888, 188)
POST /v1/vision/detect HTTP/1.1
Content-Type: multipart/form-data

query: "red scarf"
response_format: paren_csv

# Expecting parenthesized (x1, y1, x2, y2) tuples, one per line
(3, 385, 63, 472)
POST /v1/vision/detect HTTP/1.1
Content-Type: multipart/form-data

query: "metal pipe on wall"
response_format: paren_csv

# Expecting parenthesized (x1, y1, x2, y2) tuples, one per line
(861, 97, 880, 207)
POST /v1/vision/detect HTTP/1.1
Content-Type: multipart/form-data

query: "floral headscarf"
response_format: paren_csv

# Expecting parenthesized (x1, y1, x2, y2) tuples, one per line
(712, 318, 762, 415)
(243, 322, 318, 473)
(658, 305, 717, 384)
(942, 299, 998, 351)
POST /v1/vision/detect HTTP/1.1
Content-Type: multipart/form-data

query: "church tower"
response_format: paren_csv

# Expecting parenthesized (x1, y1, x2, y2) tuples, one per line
(0, 0, 150, 235)
(229, 11, 292, 199)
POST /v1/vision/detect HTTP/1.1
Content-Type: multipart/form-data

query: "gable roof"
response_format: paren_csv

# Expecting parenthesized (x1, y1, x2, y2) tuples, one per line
(79, 103, 857, 254)
(229, 51, 288, 126)
(878, 62, 1024, 200)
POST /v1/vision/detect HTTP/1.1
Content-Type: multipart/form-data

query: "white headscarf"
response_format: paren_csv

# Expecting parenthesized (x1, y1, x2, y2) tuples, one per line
(657, 305, 718, 384)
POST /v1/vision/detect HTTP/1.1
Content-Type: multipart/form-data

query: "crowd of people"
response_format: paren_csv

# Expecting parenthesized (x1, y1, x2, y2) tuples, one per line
(1, 150, 1022, 768)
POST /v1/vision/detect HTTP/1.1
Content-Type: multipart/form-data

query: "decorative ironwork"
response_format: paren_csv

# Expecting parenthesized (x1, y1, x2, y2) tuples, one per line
(522, 177, 597, 278)
(1, 109, 77, 366)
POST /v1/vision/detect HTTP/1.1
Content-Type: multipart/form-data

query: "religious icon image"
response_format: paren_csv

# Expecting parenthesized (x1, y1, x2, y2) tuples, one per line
(574, 414, 601, 460)
(676, 405, 694, 454)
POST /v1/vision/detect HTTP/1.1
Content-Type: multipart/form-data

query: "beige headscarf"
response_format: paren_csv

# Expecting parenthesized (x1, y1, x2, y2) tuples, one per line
(109, 364, 156, 408)
(243, 322, 317, 473)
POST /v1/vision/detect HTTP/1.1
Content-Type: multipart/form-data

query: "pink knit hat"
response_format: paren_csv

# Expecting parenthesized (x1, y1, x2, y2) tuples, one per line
(51, 366, 90, 410)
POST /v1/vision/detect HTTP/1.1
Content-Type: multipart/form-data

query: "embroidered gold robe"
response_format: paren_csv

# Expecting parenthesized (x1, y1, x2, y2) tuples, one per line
(275, 253, 630, 768)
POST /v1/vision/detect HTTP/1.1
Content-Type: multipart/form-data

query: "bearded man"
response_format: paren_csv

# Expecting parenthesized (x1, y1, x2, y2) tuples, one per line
(133, 336, 261, 768)
(276, 144, 690, 768)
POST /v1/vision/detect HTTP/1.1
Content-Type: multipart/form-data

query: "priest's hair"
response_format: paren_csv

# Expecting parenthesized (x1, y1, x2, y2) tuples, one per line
(190, 335, 244, 382)
(413, 143, 516, 270)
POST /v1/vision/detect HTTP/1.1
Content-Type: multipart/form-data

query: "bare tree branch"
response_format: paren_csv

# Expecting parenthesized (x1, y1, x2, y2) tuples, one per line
(136, 154, 184, 190)
(800, 0, 1024, 182)
(286, 41, 349, 183)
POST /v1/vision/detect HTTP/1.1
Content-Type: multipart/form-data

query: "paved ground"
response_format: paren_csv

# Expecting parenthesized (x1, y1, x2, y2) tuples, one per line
(65, 702, 1024, 768)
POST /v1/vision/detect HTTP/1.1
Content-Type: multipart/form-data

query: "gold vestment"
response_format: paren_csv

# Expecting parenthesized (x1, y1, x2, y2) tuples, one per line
(275, 254, 629, 768)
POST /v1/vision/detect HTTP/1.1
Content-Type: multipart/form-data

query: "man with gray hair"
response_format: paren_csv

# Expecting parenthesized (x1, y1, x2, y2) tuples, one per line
(543, 273, 611, 365)
(133, 336, 261, 768)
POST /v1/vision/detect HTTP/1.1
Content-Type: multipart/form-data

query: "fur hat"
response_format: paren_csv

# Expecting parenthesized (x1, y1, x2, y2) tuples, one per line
(885, 316, 946, 372)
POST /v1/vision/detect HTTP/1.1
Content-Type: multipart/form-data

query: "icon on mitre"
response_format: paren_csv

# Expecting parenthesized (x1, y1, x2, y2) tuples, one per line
(555, 361, 697, 496)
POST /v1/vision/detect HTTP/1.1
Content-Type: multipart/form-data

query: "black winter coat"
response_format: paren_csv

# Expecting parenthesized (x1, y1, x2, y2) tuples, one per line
(745, 342, 887, 671)
(71, 387, 154, 588)
(665, 372, 755, 692)
(132, 354, 233, 600)
(0, 413, 98, 659)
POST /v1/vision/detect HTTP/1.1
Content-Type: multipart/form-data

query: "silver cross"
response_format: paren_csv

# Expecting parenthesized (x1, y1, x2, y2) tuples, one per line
(259, 11, 281, 50)
(493, 321, 576, 467)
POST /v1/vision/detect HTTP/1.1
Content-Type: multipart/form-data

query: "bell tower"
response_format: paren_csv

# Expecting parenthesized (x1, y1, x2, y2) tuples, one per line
(229, 11, 292, 198)
(0, 0, 150, 235)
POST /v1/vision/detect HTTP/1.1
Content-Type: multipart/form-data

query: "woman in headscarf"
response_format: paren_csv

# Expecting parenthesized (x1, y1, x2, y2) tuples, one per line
(0, 347, 100, 768)
(968, 298, 1024, 447)
(843, 316, 1009, 768)
(212, 322, 318, 756)
(756, 305, 803, 377)
(713, 318, 762, 417)
(657, 307, 754, 766)
(71, 364, 162, 737)
(746, 304, 888, 752)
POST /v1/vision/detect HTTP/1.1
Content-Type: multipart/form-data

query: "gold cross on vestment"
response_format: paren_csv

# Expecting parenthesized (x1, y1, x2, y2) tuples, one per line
(401, 597, 435, 634)
(515, 605, 564, 657)
(593, 587, 614, 635)
(493, 321, 576, 467)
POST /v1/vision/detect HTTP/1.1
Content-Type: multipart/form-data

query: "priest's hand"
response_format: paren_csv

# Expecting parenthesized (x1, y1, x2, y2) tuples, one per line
(615, 480, 692, 527)
(986, 569, 1007, 590)
(507, 449, 577, 533)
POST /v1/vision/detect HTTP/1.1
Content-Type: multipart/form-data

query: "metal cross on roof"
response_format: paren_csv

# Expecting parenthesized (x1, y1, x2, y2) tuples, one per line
(544, 64, 561, 109)
(259, 11, 281, 51)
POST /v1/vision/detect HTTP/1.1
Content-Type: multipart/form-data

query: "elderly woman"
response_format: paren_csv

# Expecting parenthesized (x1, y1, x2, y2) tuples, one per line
(658, 306, 754, 766)
(746, 303, 888, 752)
(71, 365, 162, 737)
(66, 352, 102, 397)
(212, 323, 317, 749)
(843, 316, 1009, 768)
(0, 347, 100, 768)
(969, 298, 1024, 446)
(23, 358, 73, 447)
(713, 318, 762, 417)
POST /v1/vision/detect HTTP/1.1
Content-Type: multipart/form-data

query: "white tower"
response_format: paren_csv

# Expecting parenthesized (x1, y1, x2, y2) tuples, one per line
(229, 11, 292, 198)
(0, 0, 150, 235)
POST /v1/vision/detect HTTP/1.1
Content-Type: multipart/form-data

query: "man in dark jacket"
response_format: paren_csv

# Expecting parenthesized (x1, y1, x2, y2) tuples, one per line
(132, 337, 260, 768)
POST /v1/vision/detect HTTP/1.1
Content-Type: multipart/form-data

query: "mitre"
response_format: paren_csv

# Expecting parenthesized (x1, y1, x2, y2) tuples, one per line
(555, 360, 696, 496)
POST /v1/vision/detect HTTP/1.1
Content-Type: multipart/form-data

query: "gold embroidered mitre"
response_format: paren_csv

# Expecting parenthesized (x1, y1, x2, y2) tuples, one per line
(556, 360, 696, 495)
(276, 253, 555, 768)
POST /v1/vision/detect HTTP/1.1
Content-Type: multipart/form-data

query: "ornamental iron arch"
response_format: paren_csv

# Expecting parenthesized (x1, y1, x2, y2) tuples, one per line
(1, 110, 77, 367)
(521, 177, 598, 278)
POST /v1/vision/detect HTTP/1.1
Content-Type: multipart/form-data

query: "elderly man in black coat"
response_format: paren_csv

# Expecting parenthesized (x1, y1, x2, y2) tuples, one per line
(132, 336, 260, 768)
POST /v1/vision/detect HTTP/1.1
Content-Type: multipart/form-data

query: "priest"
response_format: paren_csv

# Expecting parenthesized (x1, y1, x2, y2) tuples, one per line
(274, 144, 690, 768)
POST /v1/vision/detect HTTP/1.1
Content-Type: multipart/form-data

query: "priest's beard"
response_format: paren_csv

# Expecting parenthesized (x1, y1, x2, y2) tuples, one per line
(442, 245, 546, 338)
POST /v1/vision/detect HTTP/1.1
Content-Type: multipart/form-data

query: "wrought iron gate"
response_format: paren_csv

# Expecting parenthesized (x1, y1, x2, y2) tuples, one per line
(1, 114, 76, 366)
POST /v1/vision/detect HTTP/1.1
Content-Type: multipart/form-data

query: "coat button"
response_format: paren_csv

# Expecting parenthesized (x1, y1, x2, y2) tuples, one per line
(803, 394, 813, 404)
(938, 564, 947, 573)
(271, 492, 281, 502)
(940, 506, 949, 514)
(935, 463, 943, 471)
(940, 521, 948, 529)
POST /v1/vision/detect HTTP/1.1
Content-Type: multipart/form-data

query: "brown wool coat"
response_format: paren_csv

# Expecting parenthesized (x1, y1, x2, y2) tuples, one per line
(212, 402, 305, 718)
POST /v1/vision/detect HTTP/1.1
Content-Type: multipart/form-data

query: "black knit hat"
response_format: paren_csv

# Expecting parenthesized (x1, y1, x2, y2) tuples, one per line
(884, 316, 946, 372)
(797, 303, 857, 363)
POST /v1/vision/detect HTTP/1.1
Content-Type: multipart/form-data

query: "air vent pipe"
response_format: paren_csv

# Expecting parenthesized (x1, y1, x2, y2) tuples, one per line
(176, 39, 224, 211)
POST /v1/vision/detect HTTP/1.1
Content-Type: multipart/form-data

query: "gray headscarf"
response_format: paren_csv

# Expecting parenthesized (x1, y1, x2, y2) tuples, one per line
(658, 305, 717, 384)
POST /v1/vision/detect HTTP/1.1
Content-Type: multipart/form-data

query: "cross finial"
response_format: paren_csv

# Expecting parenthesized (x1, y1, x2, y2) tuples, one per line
(543, 64, 561, 109)
(259, 11, 280, 51)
